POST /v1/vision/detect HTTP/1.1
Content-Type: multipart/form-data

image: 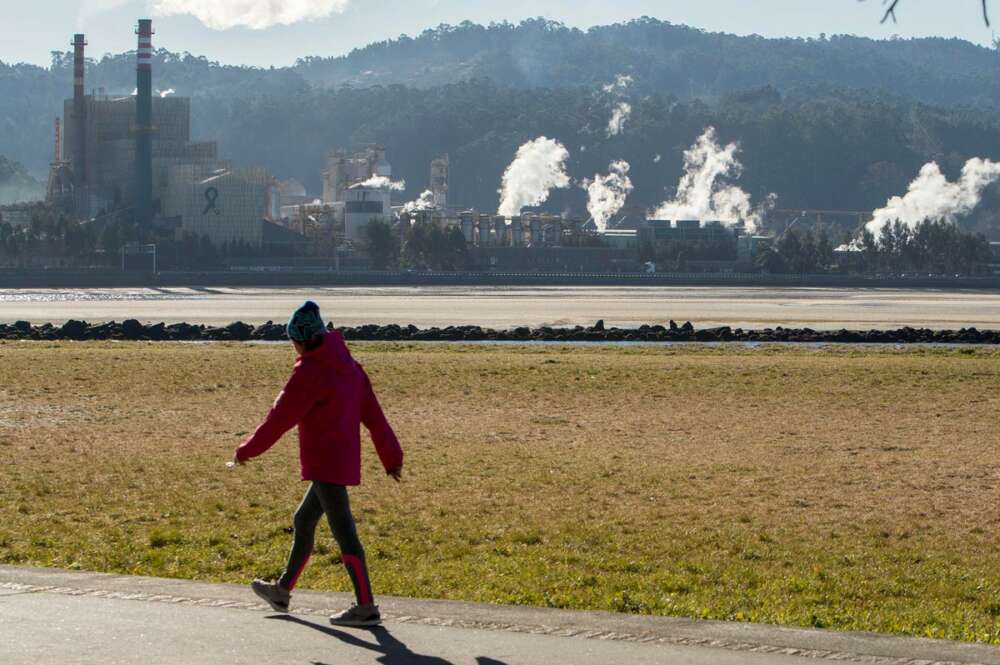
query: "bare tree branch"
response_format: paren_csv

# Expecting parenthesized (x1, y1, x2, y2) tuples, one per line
(875, 0, 989, 27)
(880, 0, 901, 24)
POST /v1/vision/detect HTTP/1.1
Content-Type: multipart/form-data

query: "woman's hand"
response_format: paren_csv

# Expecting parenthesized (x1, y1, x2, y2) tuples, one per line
(386, 466, 403, 482)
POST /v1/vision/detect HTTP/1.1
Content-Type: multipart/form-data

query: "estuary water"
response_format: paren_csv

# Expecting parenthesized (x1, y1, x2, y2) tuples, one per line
(1, 286, 999, 330)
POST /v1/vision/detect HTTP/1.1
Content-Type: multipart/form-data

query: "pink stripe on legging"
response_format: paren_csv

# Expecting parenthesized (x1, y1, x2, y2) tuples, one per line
(342, 554, 372, 605)
(287, 553, 311, 590)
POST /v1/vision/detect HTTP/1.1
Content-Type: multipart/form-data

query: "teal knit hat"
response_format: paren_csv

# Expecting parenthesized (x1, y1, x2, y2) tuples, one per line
(287, 301, 325, 342)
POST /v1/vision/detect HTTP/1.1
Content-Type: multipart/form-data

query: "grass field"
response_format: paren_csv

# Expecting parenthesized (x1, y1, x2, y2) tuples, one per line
(0, 341, 998, 644)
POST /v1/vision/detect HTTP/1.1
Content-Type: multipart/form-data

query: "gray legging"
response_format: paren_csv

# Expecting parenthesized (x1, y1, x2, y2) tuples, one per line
(278, 481, 373, 606)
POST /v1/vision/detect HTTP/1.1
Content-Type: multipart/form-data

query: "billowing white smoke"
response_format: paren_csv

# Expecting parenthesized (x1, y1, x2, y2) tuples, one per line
(582, 161, 633, 233)
(158, 88, 176, 97)
(603, 74, 633, 137)
(607, 102, 632, 137)
(864, 158, 1000, 239)
(602, 74, 633, 94)
(151, 0, 349, 30)
(497, 137, 571, 217)
(652, 127, 771, 233)
(353, 175, 406, 191)
(401, 190, 435, 214)
(653, 154, 662, 164)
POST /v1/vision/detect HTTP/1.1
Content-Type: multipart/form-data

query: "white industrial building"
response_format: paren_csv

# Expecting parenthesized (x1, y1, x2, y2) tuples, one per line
(344, 184, 392, 243)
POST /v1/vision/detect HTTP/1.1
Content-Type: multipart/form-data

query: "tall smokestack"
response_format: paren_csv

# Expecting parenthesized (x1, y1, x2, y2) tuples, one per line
(71, 34, 87, 187)
(135, 19, 154, 227)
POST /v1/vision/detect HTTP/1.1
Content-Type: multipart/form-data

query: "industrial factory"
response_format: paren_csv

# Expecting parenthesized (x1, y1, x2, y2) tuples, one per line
(46, 20, 280, 250)
(36, 17, 762, 274)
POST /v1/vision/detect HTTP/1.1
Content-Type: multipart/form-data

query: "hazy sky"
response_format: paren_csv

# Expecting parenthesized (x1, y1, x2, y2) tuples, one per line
(3, 0, 996, 67)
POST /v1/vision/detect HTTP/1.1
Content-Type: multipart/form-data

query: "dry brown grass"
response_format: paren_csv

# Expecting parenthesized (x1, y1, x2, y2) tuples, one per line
(0, 341, 998, 642)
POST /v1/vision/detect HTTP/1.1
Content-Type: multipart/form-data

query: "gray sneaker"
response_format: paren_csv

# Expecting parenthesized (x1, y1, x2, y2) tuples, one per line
(329, 603, 381, 627)
(251, 579, 290, 613)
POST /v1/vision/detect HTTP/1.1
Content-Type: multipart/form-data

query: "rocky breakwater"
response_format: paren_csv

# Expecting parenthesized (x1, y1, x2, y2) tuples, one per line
(0, 319, 998, 344)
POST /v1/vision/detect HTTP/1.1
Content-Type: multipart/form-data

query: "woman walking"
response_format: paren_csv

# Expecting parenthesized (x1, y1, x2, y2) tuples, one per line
(233, 301, 403, 627)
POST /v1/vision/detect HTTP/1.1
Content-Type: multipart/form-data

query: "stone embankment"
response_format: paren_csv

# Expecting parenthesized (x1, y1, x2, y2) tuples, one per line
(1, 319, 998, 344)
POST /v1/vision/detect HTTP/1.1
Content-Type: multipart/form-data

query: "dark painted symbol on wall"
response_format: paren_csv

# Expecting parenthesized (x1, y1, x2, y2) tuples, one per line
(203, 187, 221, 215)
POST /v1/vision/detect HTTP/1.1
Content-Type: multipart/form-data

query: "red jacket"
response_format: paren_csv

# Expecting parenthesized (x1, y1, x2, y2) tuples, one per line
(236, 331, 403, 485)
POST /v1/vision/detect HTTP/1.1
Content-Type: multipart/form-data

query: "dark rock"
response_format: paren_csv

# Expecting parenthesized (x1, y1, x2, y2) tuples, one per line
(225, 321, 253, 341)
(146, 322, 166, 341)
(681, 321, 694, 332)
(592, 319, 605, 331)
(121, 319, 145, 340)
(59, 320, 89, 340)
(13, 320, 31, 333)
(254, 321, 286, 341)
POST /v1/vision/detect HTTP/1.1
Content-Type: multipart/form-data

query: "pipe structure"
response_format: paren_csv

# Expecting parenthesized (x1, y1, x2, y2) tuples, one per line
(510, 216, 522, 246)
(135, 19, 154, 227)
(493, 215, 507, 247)
(478, 214, 491, 246)
(460, 212, 474, 244)
(71, 34, 87, 187)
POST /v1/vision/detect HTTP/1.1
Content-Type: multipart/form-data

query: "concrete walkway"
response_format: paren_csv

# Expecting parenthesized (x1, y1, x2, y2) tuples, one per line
(1, 566, 997, 665)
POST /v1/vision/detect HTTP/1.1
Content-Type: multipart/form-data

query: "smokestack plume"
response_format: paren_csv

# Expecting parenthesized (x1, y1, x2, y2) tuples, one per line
(72, 34, 87, 187)
(135, 19, 154, 227)
(497, 137, 571, 217)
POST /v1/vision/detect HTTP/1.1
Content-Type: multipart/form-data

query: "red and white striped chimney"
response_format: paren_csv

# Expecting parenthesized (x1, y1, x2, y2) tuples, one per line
(71, 33, 87, 185)
(135, 19, 154, 226)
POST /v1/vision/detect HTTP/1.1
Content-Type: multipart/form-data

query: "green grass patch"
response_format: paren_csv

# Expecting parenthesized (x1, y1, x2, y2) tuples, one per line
(0, 341, 998, 643)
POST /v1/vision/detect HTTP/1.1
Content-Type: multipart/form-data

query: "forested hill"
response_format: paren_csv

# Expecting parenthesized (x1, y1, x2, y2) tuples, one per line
(16, 19, 1000, 107)
(294, 18, 1000, 105)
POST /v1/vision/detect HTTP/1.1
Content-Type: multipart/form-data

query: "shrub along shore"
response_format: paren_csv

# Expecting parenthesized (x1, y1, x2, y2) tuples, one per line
(1, 318, 998, 344)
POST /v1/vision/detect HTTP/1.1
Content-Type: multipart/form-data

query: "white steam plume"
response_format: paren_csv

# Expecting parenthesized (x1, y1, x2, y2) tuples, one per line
(602, 74, 633, 94)
(653, 154, 662, 163)
(401, 190, 435, 214)
(652, 127, 772, 233)
(151, 0, 349, 30)
(602, 74, 633, 137)
(607, 102, 631, 137)
(158, 88, 176, 97)
(582, 161, 633, 233)
(864, 158, 1000, 239)
(497, 137, 571, 217)
(352, 175, 406, 191)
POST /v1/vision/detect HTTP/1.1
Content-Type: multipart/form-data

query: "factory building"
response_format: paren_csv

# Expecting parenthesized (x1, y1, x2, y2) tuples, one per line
(638, 219, 736, 245)
(344, 184, 392, 243)
(53, 20, 276, 249)
(161, 164, 271, 247)
(322, 145, 392, 204)
(61, 22, 219, 219)
(430, 155, 449, 208)
(62, 89, 218, 216)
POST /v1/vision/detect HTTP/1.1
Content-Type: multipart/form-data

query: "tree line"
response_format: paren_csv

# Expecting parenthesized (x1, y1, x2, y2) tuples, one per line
(754, 221, 994, 274)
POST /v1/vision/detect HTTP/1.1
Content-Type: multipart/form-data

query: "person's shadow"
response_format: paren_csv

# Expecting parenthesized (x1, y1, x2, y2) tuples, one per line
(267, 614, 509, 665)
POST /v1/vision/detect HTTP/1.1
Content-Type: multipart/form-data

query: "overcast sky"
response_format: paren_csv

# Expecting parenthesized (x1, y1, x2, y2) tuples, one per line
(3, 0, 996, 67)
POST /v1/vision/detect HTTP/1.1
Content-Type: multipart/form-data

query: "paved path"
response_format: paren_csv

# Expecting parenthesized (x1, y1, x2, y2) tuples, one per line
(3, 286, 1000, 330)
(1, 567, 997, 665)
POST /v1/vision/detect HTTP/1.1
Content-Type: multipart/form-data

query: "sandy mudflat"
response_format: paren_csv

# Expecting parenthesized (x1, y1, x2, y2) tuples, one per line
(1, 285, 999, 330)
